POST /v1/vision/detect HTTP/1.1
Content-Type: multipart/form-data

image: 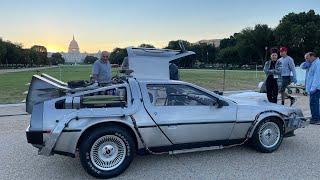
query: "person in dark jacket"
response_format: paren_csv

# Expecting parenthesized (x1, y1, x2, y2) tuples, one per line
(169, 62, 179, 80)
(263, 49, 282, 103)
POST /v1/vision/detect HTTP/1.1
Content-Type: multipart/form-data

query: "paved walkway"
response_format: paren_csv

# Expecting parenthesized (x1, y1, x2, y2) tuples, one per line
(0, 66, 58, 74)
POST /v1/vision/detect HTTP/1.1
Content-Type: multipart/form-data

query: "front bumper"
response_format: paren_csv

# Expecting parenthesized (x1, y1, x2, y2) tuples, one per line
(285, 116, 309, 132)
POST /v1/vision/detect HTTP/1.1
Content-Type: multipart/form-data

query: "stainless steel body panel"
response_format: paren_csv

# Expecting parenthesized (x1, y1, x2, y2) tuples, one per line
(139, 81, 237, 144)
(229, 123, 252, 139)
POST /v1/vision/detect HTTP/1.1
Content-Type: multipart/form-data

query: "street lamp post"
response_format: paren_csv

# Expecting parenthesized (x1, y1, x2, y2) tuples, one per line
(264, 46, 268, 61)
(206, 51, 209, 65)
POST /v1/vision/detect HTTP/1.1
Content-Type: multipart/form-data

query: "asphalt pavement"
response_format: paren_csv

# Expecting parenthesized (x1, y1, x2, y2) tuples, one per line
(0, 95, 319, 180)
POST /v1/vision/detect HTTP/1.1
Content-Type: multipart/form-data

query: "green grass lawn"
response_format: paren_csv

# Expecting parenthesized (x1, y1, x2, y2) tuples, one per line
(0, 65, 265, 104)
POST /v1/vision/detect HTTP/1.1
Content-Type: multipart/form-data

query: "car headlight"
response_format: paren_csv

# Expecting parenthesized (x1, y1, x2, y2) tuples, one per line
(288, 112, 297, 119)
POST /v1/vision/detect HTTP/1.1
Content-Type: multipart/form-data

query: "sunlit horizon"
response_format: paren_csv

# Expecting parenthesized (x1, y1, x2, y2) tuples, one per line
(1, 0, 319, 53)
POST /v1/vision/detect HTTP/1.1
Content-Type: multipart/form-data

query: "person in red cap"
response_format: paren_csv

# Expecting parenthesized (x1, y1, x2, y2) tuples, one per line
(278, 47, 297, 106)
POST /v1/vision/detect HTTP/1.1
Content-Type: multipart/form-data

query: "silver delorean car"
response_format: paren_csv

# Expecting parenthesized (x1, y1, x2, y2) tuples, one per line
(26, 47, 307, 179)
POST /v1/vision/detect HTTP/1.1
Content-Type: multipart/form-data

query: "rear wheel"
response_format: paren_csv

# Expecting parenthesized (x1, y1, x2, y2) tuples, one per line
(251, 118, 284, 153)
(79, 126, 135, 178)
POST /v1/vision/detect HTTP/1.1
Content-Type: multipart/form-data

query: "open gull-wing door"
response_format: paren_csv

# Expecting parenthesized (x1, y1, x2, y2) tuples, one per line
(126, 46, 195, 80)
(26, 74, 69, 113)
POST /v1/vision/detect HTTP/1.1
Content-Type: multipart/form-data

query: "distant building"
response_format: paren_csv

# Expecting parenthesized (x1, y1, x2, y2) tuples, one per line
(61, 35, 86, 64)
(57, 35, 101, 64)
(194, 39, 221, 47)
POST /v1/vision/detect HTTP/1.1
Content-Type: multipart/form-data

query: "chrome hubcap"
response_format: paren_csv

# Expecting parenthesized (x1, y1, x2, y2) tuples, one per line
(90, 135, 126, 171)
(259, 122, 281, 148)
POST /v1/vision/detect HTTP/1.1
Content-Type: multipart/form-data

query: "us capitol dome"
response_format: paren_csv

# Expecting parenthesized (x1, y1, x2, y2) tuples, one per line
(68, 35, 80, 53)
(62, 35, 101, 64)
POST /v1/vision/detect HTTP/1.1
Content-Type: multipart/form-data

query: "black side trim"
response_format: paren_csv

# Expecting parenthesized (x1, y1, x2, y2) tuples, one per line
(62, 129, 82, 132)
(53, 150, 75, 158)
(137, 125, 158, 128)
(137, 121, 252, 128)
(138, 139, 245, 154)
(0, 113, 29, 118)
(158, 121, 236, 126)
(236, 121, 253, 124)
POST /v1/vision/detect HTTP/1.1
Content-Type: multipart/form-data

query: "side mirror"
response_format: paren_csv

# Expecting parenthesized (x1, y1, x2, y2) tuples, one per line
(215, 99, 224, 108)
(213, 90, 223, 96)
(209, 98, 223, 108)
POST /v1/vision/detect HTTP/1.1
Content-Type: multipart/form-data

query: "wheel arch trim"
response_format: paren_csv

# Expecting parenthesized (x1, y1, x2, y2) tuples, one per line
(247, 112, 285, 138)
(73, 119, 141, 155)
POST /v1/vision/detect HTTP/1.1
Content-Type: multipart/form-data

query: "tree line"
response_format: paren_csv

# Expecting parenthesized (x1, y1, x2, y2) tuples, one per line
(106, 9, 320, 68)
(0, 40, 65, 68)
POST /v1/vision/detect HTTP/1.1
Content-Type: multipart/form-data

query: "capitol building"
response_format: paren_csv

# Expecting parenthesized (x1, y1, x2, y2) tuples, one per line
(61, 36, 101, 64)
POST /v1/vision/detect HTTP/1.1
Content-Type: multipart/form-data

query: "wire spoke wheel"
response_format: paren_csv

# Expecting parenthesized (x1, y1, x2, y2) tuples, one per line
(258, 122, 280, 148)
(90, 135, 126, 171)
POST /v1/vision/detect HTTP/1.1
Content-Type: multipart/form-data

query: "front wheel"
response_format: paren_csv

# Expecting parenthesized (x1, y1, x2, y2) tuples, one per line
(79, 126, 135, 179)
(251, 119, 284, 153)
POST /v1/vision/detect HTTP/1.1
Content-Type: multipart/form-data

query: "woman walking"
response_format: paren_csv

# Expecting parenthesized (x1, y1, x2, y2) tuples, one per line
(263, 49, 282, 103)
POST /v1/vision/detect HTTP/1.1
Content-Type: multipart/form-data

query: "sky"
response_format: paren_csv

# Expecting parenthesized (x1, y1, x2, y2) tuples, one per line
(0, 0, 319, 53)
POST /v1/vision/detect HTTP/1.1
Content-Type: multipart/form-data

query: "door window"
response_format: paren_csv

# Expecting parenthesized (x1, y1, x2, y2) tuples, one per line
(147, 84, 217, 106)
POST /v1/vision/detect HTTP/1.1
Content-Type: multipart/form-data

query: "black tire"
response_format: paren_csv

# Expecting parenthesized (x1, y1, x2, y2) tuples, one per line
(251, 118, 284, 153)
(296, 89, 300, 93)
(287, 89, 293, 94)
(79, 125, 136, 179)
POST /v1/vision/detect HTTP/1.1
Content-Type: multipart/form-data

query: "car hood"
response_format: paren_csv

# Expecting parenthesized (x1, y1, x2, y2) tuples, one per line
(224, 92, 301, 120)
(225, 91, 294, 111)
(226, 92, 273, 106)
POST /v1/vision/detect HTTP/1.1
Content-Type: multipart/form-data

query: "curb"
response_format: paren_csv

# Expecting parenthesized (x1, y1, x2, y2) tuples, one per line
(0, 103, 25, 107)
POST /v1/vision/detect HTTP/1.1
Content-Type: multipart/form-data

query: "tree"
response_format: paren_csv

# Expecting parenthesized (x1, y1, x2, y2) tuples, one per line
(216, 46, 240, 64)
(50, 52, 65, 65)
(191, 43, 217, 64)
(165, 40, 196, 68)
(83, 55, 98, 64)
(30, 45, 49, 65)
(138, 44, 155, 48)
(21, 49, 32, 67)
(109, 48, 128, 65)
(1, 39, 51, 67)
(235, 24, 274, 65)
(219, 34, 237, 49)
(6, 42, 23, 65)
(0, 38, 8, 65)
(274, 9, 320, 63)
